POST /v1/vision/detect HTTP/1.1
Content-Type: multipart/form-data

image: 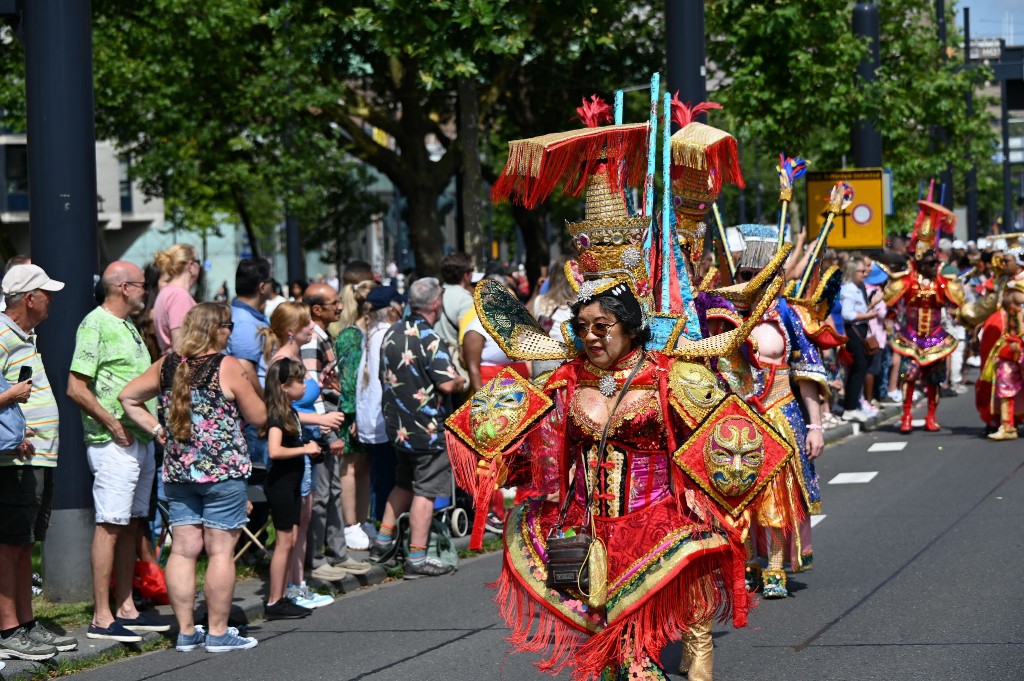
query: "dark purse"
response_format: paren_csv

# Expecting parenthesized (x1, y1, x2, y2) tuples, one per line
(545, 352, 645, 593)
(852, 323, 881, 356)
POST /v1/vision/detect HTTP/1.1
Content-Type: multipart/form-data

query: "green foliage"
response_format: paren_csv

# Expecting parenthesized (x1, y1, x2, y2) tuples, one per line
(707, 0, 999, 235)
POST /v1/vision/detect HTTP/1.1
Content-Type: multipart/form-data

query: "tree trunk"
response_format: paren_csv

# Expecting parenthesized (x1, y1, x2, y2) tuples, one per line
(406, 182, 445, 276)
(458, 78, 484, 267)
(230, 184, 261, 259)
(513, 202, 549, 291)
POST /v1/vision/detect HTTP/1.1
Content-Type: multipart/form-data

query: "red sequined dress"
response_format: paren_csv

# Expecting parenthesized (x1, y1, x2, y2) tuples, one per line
(495, 349, 746, 681)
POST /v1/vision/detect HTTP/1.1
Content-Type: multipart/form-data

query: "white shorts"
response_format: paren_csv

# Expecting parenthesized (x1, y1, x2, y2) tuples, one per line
(87, 439, 156, 526)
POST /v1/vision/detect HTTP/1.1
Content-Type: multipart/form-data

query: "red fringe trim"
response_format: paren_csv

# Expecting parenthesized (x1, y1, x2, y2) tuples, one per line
(493, 548, 743, 681)
(491, 126, 649, 209)
(446, 431, 480, 497)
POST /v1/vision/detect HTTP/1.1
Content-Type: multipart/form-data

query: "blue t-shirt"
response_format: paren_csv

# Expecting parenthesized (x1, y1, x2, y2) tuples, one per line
(226, 300, 268, 365)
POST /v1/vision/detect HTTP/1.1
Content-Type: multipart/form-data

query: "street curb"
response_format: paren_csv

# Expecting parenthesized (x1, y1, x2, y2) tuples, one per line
(0, 531, 497, 680)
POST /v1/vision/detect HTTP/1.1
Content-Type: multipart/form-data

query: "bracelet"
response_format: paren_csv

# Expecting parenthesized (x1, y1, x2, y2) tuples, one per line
(806, 424, 823, 431)
(152, 423, 165, 436)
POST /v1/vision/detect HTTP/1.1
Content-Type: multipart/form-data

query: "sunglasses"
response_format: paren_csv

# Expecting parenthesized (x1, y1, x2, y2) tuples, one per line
(219, 321, 234, 331)
(573, 320, 619, 337)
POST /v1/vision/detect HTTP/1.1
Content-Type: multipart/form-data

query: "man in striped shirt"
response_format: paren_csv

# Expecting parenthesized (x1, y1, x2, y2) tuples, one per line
(0, 264, 69, 661)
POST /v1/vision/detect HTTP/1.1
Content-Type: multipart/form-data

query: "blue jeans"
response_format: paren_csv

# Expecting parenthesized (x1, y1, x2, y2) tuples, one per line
(164, 478, 248, 531)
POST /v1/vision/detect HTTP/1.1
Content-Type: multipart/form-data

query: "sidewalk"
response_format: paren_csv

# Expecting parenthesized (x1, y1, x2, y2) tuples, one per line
(0, 536, 484, 680)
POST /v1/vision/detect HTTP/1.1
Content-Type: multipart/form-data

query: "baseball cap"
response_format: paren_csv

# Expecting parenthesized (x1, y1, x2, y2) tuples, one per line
(2, 264, 65, 296)
(366, 284, 406, 311)
(865, 262, 888, 286)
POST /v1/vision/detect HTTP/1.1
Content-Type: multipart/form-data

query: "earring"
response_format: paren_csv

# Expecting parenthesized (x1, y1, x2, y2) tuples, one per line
(605, 334, 612, 342)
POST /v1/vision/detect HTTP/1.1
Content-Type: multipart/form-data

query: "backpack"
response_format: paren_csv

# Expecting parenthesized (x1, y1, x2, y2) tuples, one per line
(396, 512, 459, 572)
(0, 371, 27, 453)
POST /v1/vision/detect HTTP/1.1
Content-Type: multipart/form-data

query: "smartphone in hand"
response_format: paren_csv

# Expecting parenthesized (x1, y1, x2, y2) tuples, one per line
(18, 366, 32, 383)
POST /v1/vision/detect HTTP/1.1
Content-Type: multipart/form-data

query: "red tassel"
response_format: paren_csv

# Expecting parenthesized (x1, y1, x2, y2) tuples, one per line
(491, 125, 649, 209)
(670, 94, 723, 128)
(445, 431, 481, 496)
(575, 95, 613, 128)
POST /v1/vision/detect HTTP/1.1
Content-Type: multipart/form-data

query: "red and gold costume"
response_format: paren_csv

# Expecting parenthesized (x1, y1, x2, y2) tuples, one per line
(445, 95, 795, 681)
(980, 276, 1024, 440)
(883, 201, 965, 433)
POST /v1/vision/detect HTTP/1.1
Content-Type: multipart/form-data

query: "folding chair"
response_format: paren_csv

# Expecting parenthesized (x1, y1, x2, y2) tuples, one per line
(234, 464, 272, 563)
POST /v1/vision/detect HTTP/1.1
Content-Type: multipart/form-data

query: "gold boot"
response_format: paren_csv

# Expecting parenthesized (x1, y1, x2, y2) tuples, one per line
(679, 619, 713, 681)
(988, 399, 1018, 441)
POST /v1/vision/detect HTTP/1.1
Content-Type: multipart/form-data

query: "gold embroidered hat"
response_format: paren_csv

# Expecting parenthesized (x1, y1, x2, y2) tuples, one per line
(492, 95, 654, 313)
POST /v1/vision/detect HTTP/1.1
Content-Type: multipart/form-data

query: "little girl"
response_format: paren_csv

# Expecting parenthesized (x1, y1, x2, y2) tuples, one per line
(262, 358, 326, 620)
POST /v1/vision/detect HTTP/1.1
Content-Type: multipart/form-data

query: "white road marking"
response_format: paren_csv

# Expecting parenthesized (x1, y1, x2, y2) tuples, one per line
(911, 419, 926, 428)
(867, 442, 908, 452)
(811, 514, 826, 527)
(829, 472, 878, 484)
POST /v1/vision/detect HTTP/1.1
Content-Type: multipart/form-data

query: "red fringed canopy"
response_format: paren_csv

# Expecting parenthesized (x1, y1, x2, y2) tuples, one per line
(490, 123, 650, 209)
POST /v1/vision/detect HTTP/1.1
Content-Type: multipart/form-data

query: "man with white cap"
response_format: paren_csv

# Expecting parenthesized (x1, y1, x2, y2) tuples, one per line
(0, 264, 72, 661)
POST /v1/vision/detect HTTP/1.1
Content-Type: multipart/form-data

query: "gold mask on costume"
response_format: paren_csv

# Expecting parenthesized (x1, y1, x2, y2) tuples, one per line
(704, 417, 765, 497)
(468, 379, 528, 451)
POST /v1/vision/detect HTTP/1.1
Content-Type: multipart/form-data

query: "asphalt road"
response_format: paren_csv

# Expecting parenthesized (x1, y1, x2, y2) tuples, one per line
(65, 387, 1024, 681)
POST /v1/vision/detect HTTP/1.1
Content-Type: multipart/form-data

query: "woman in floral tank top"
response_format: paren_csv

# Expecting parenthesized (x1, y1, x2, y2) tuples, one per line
(120, 302, 266, 652)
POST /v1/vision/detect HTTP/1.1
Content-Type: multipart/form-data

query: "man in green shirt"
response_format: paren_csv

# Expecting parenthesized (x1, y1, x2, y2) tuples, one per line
(67, 261, 168, 642)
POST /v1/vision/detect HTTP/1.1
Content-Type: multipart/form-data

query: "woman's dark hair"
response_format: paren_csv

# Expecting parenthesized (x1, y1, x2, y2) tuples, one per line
(259, 357, 305, 439)
(569, 290, 652, 346)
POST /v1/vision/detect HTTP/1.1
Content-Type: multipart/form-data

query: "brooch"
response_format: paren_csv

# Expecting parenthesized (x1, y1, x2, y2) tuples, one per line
(598, 374, 617, 397)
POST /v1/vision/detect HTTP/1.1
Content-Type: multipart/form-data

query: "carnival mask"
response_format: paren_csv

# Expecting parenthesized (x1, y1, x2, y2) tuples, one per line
(468, 379, 528, 451)
(704, 417, 765, 497)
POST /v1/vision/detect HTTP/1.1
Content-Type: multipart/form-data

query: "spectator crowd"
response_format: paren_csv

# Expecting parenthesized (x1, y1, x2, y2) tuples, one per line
(0, 247, 545, 660)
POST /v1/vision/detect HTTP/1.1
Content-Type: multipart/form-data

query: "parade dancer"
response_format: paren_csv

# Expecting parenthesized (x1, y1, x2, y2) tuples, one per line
(708, 223, 828, 599)
(444, 93, 796, 681)
(981, 276, 1024, 440)
(883, 201, 965, 434)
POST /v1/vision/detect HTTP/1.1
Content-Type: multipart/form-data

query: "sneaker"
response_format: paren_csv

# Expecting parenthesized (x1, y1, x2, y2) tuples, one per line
(860, 399, 878, 416)
(882, 390, 902, 405)
(86, 621, 143, 643)
(176, 627, 206, 652)
(265, 599, 311, 620)
(205, 630, 258, 653)
(180, 624, 238, 652)
(484, 512, 504, 534)
(310, 563, 349, 582)
(331, 556, 372, 575)
(116, 613, 171, 633)
(940, 386, 957, 398)
(26, 622, 77, 651)
(953, 384, 969, 394)
(966, 356, 981, 367)
(287, 582, 334, 609)
(841, 409, 869, 423)
(344, 523, 370, 550)
(0, 627, 58, 660)
(360, 521, 378, 542)
(368, 540, 396, 563)
(403, 557, 454, 579)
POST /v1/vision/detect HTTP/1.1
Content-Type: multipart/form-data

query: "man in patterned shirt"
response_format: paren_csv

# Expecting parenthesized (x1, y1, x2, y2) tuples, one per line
(0, 264, 67, 661)
(68, 261, 169, 643)
(370, 277, 465, 578)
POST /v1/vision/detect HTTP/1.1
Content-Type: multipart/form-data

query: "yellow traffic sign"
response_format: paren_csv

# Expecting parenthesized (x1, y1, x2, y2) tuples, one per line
(806, 168, 886, 249)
